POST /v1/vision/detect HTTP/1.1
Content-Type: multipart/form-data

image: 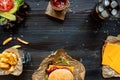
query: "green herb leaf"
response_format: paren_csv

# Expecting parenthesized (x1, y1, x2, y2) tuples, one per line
(0, 17, 5, 22)
(57, 58, 70, 65)
(57, 58, 63, 63)
(14, 0, 24, 7)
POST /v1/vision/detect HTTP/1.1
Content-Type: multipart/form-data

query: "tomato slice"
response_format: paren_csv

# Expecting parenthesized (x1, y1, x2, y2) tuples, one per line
(0, 0, 14, 12)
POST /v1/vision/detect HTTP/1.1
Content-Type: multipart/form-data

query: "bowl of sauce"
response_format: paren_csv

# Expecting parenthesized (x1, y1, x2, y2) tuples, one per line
(50, 0, 69, 11)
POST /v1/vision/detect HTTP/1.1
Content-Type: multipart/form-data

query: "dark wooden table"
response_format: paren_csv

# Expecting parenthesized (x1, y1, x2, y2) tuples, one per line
(0, 0, 120, 80)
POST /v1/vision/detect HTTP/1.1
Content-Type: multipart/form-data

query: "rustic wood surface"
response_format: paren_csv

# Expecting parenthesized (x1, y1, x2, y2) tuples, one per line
(0, 0, 120, 80)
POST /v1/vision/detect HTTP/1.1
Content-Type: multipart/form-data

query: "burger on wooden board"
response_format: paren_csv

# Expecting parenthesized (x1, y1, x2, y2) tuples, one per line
(32, 49, 85, 80)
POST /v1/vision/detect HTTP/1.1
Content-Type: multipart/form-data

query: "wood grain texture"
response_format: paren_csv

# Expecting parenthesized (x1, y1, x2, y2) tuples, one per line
(0, 0, 120, 80)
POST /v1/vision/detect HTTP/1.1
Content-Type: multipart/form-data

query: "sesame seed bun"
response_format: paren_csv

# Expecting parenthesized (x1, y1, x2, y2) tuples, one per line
(48, 69, 73, 80)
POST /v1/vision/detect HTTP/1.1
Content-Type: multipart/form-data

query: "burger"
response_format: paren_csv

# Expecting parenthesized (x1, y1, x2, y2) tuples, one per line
(0, 0, 29, 29)
(32, 49, 85, 80)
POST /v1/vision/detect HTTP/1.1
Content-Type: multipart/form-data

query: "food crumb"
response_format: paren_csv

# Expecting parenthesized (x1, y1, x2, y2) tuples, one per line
(82, 43, 85, 47)
(37, 3, 40, 6)
(86, 20, 88, 22)
(20, 34, 24, 38)
(80, 58, 83, 62)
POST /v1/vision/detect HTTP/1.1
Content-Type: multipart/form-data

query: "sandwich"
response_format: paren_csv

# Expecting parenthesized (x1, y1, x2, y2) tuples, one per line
(32, 49, 85, 80)
(102, 34, 120, 78)
(0, 0, 29, 29)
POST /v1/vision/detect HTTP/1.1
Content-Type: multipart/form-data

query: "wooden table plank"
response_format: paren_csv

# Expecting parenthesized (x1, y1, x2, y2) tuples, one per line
(0, 0, 120, 80)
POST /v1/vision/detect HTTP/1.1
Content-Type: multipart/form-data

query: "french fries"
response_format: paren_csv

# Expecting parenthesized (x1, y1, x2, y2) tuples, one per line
(17, 37, 29, 44)
(2, 36, 29, 46)
(0, 62, 10, 69)
(0, 54, 5, 58)
(0, 51, 18, 73)
(12, 45, 21, 49)
(2, 37, 13, 45)
(0, 57, 9, 63)
(3, 52, 17, 65)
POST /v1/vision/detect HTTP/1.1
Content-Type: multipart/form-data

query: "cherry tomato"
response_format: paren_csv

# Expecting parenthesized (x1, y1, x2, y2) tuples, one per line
(0, 0, 14, 12)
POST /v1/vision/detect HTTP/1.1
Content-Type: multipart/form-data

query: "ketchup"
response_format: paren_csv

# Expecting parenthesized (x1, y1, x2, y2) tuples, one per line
(46, 66, 58, 74)
(52, 0, 67, 8)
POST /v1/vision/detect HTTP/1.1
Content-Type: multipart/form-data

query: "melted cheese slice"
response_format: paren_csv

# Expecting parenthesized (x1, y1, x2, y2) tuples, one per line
(49, 65, 74, 73)
(102, 42, 120, 73)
